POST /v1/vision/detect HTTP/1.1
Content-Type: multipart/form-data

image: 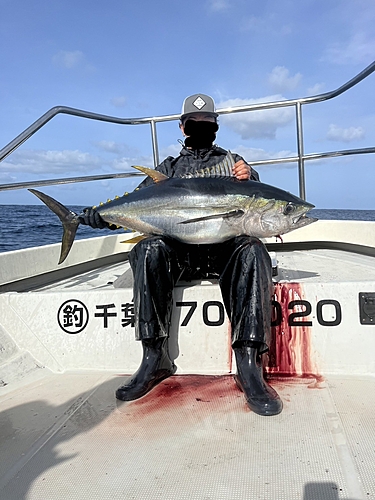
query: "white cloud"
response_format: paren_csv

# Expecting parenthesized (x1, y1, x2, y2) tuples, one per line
(110, 96, 127, 108)
(111, 155, 153, 171)
(268, 66, 302, 92)
(218, 96, 294, 140)
(0, 172, 17, 183)
(95, 141, 128, 155)
(240, 15, 291, 36)
(208, 0, 230, 11)
(160, 143, 181, 159)
(307, 83, 325, 95)
(320, 1, 375, 65)
(111, 157, 133, 171)
(94, 141, 142, 159)
(1, 149, 154, 181)
(241, 15, 268, 32)
(322, 33, 375, 65)
(2, 149, 103, 174)
(326, 124, 365, 142)
(231, 146, 296, 169)
(52, 50, 85, 69)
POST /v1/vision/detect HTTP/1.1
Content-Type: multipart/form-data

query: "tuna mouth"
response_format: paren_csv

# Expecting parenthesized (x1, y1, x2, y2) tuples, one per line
(293, 213, 318, 225)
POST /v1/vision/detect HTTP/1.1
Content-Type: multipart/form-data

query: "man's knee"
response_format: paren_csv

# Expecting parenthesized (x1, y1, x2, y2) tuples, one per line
(233, 236, 269, 257)
(130, 236, 172, 265)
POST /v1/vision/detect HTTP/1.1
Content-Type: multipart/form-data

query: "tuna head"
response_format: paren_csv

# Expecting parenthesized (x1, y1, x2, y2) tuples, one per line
(240, 186, 317, 239)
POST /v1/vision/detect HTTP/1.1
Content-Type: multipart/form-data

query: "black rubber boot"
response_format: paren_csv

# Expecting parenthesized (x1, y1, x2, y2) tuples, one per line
(233, 343, 283, 416)
(115, 338, 176, 401)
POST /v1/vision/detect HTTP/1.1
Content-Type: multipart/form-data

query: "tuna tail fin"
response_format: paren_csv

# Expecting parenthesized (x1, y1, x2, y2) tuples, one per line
(28, 189, 80, 264)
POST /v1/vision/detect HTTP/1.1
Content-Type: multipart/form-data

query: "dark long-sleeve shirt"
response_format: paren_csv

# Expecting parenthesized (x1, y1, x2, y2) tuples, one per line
(138, 144, 259, 189)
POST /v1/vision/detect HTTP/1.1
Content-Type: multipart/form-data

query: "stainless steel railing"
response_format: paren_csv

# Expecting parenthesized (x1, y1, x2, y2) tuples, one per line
(1, 61, 375, 199)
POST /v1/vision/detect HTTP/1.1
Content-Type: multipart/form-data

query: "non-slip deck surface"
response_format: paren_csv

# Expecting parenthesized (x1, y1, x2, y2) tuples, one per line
(32, 248, 375, 293)
(0, 372, 374, 499)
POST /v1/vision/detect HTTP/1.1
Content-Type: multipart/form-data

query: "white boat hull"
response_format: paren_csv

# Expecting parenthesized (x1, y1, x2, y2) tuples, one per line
(1, 220, 374, 381)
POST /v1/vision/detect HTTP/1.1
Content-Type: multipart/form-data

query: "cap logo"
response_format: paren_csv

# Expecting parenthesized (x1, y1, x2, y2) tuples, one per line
(193, 96, 206, 110)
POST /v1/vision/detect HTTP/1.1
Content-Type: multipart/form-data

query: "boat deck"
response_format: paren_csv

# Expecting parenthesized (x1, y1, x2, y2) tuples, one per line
(28, 247, 375, 292)
(0, 371, 374, 499)
(1, 238, 375, 499)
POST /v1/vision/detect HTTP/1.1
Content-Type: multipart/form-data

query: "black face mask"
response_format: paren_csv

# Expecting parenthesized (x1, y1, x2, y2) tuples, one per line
(183, 120, 218, 149)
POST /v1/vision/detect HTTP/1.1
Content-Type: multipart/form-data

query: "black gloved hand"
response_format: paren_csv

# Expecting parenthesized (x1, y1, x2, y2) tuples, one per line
(79, 207, 109, 229)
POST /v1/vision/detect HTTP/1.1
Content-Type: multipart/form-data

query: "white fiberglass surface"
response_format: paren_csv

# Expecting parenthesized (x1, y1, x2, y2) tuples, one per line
(0, 371, 374, 500)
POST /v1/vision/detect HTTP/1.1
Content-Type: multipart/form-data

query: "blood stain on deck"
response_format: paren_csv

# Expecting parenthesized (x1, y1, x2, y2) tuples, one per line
(267, 282, 324, 388)
(113, 375, 250, 437)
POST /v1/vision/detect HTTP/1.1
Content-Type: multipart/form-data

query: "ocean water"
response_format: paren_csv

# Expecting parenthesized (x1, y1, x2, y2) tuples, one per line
(0, 205, 117, 253)
(0, 205, 375, 253)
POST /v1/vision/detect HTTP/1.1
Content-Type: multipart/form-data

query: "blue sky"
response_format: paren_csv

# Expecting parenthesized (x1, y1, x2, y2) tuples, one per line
(0, 0, 374, 209)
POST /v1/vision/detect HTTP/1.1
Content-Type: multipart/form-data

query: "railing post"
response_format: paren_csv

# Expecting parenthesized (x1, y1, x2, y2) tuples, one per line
(150, 120, 160, 168)
(296, 102, 306, 200)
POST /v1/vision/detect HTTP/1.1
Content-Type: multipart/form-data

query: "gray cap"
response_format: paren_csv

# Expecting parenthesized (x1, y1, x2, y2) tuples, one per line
(181, 94, 218, 121)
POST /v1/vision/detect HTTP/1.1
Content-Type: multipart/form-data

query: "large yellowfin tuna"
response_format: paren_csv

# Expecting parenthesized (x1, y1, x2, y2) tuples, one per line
(29, 153, 317, 264)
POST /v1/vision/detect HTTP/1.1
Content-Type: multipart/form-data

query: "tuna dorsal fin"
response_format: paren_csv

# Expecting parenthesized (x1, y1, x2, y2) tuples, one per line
(180, 151, 236, 179)
(132, 165, 169, 183)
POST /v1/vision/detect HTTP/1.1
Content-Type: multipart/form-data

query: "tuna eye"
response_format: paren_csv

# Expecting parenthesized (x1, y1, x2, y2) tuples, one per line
(283, 203, 295, 215)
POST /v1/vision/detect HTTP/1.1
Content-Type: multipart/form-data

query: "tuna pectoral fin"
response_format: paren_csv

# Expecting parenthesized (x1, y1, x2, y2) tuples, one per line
(179, 209, 244, 225)
(28, 189, 79, 264)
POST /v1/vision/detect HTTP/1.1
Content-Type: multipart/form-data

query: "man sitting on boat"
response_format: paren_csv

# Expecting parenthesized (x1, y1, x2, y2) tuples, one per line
(81, 94, 283, 416)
